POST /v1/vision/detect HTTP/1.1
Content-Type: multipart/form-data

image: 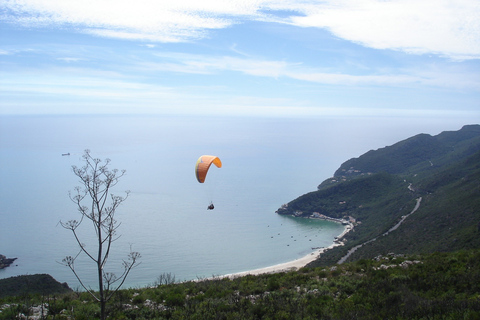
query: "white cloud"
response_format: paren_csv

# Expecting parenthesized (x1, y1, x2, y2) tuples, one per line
(1, 0, 259, 41)
(286, 0, 480, 60)
(2, 0, 479, 59)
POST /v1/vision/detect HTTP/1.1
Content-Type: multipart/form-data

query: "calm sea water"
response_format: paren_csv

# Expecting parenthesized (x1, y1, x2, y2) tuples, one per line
(0, 114, 461, 289)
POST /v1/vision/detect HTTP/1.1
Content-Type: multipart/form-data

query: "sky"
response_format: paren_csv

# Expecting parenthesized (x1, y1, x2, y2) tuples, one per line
(1, 0, 479, 119)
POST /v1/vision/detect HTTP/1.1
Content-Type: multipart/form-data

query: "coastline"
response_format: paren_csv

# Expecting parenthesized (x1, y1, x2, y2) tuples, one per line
(220, 222, 354, 279)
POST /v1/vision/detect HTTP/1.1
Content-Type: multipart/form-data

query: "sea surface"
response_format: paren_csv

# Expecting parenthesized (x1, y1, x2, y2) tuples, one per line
(0, 114, 461, 289)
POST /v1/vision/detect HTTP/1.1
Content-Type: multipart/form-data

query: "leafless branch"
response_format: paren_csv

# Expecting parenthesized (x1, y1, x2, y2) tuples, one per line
(60, 150, 139, 320)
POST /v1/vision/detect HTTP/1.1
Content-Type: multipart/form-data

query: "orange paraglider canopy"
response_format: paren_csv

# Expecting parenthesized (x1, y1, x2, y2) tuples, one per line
(195, 155, 222, 183)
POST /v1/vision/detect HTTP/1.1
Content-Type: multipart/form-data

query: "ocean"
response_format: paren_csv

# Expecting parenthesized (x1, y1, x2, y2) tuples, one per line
(0, 114, 462, 289)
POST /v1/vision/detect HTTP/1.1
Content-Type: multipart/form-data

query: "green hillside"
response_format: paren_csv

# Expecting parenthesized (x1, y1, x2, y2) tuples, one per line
(277, 125, 480, 267)
(332, 124, 480, 178)
(0, 274, 71, 299)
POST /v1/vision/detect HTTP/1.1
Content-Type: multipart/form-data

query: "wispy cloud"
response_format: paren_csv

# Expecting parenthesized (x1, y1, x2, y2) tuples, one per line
(2, 0, 479, 59)
(146, 52, 290, 77)
(139, 52, 480, 90)
(56, 57, 85, 63)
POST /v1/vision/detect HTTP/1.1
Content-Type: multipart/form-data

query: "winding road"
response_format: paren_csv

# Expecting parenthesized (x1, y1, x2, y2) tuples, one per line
(337, 197, 422, 264)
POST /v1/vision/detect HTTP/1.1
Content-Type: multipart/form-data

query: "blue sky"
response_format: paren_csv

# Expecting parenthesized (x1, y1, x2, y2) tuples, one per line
(1, 0, 479, 119)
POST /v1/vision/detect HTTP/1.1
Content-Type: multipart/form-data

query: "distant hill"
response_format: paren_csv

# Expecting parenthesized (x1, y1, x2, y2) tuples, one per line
(324, 124, 480, 185)
(0, 274, 72, 298)
(277, 125, 480, 267)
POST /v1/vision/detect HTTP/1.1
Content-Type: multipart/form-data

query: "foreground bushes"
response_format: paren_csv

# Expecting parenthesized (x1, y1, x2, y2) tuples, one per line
(1, 250, 480, 319)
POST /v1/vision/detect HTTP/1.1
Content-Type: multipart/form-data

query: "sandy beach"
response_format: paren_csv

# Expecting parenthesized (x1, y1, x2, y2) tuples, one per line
(220, 222, 354, 279)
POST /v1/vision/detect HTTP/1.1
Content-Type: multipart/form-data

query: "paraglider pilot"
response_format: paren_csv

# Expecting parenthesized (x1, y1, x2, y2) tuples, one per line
(195, 155, 221, 211)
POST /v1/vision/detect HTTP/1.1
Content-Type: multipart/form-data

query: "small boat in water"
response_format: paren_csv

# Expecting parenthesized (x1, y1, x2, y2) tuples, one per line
(62, 153, 70, 156)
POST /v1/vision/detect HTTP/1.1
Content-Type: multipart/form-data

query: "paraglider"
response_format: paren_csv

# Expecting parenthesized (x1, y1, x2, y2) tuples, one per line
(195, 155, 222, 183)
(195, 155, 222, 209)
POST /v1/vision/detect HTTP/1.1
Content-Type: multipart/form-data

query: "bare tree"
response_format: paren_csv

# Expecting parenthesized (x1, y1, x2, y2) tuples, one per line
(155, 272, 177, 286)
(60, 150, 140, 320)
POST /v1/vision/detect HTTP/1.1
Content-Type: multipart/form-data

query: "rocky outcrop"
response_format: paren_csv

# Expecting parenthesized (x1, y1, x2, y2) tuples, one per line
(0, 254, 17, 269)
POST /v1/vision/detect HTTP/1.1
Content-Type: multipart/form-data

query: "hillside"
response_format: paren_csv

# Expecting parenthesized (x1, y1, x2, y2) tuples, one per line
(332, 124, 480, 179)
(1, 250, 479, 319)
(277, 125, 480, 267)
(0, 274, 71, 299)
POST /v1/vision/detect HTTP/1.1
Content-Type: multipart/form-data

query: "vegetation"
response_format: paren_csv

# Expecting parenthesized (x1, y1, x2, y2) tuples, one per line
(0, 274, 71, 299)
(332, 124, 480, 178)
(1, 250, 479, 319)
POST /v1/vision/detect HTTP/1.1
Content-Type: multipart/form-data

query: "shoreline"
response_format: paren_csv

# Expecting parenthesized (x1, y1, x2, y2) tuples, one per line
(220, 222, 354, 279)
